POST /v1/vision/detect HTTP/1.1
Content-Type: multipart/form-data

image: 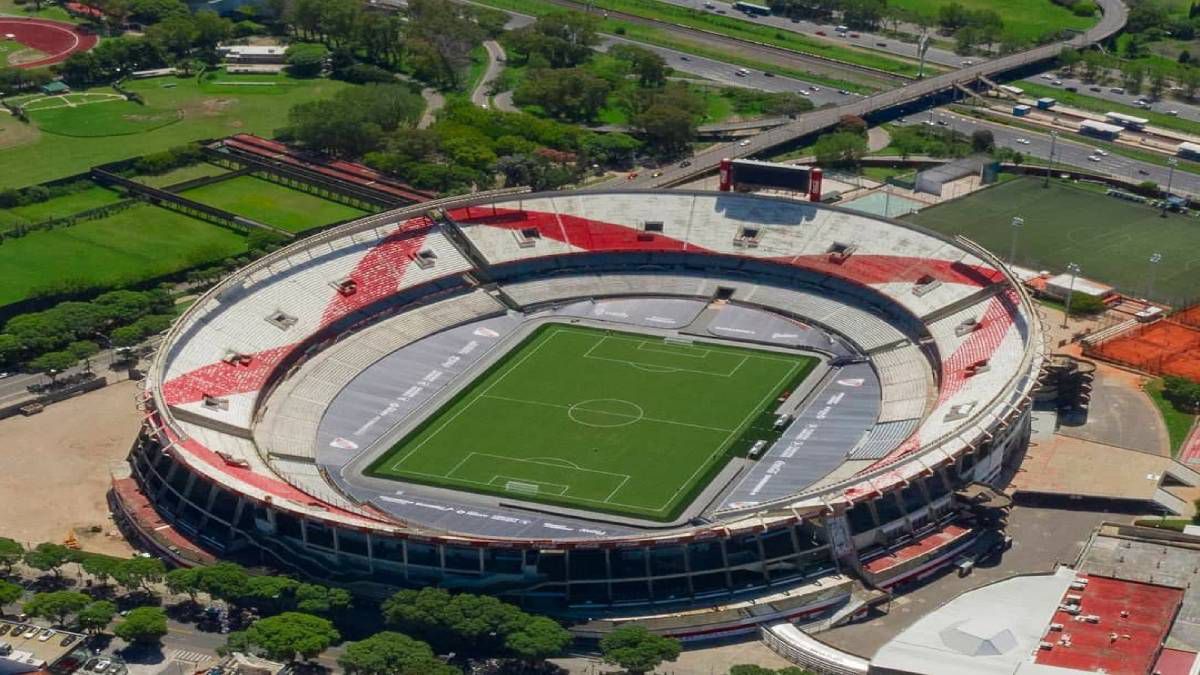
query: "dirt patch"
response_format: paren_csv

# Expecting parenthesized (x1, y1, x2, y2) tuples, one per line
(0, 380, 140, 556)
(179, 97, 237, 120)
(6, 47, 47, 66)
(0, 113, 41, 150)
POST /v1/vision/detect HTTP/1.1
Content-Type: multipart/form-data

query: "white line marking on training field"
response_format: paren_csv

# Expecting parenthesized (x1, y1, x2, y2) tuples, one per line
(481, 394, 732, 432)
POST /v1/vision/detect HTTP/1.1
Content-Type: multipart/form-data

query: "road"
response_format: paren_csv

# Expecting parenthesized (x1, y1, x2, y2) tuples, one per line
(471, 40, 507, 108)
(1023, 73, 1200, 129)
(652, 0, 966, 69)
(914, 109, 1200, 196)
(605, 0, 1128, 189)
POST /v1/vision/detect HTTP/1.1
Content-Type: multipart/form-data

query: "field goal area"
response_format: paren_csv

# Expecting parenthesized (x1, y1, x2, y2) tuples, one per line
(368, 323, 818, 521)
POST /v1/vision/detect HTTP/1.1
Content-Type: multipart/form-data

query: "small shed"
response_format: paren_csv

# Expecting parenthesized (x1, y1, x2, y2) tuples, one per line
(39, 81, 69, 95)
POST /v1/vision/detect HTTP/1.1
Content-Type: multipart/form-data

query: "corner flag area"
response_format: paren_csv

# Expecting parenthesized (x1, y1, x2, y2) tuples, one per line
(367, 324, 818, 521)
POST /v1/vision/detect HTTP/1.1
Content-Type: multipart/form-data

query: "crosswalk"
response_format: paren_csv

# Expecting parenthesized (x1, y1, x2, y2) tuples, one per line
(170, 649, 211, 664)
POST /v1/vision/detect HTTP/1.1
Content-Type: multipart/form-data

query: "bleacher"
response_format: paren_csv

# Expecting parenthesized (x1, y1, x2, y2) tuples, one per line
(501, 273, 719, 307)
(872, 344, 932, 422)
(256, 291, 504, 462)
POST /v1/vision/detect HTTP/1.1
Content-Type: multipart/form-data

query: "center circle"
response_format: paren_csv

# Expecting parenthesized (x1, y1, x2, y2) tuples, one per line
(567, 398, 645, 428)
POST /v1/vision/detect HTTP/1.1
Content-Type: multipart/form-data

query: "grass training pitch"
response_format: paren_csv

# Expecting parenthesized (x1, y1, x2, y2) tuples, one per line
(907, 178, 1200, 305)
(181, 175, 372, 233)
(368, 324, 818, 521)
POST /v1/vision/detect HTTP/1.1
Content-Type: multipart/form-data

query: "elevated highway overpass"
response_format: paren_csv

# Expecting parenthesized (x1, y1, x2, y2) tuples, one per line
(607, 0, 1128, 189)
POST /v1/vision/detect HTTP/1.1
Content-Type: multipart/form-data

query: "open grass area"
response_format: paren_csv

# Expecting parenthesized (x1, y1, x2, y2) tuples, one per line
(133, 162, 230, 188)
(0, 204, 246, 307)
(0, 73, 352, 189)
(906, 178, 1200, 305)
(0, 36, 45, 65)
(0, 0, 79, 22)
(1145, 378, 1198, 458)
(368, 323, 817, 521)
(180, 175, 372, 233)
(29, 98, 182, 137)
(889, 0, 1096, 42)
(0, 185, 123, 231)
(1019, 81, 1200, 139)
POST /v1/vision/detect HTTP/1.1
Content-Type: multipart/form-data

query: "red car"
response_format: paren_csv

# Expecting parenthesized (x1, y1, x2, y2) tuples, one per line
(815, 30, 826, 36)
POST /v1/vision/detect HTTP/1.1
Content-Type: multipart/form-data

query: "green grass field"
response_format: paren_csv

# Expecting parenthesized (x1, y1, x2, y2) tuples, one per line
(180, 175, 372, 233)
(368, 324, 817, 521)
(0, 185, 124, 231)
(890, 0, 1096, 42)
(1145, 378, 1197, 458)
(29, 99, 182, 137)
(0, 73, 352, 189)
(0, 204, 246, 307)
(906, 178, 1200, 305)
(134, 162, 230, 188)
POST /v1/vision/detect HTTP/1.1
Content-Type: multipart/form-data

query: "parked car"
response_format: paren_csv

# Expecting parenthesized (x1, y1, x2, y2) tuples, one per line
(0, 625, 10, 637)
(22, 626, 38, 639)
(94, 660, 112, 673)
(59, 634, 76, 647)
(38, 629, 54, 642)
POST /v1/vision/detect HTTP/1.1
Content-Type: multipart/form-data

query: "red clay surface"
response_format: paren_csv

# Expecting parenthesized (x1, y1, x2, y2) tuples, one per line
(0, 18, 97, 68)
(1034, 574, 1183, 675)
(1181, 424, 1200, 466)
(1154, 648, 1198, 675)
(1088, 306, 1200, 383)
(861, 523, 970, 574)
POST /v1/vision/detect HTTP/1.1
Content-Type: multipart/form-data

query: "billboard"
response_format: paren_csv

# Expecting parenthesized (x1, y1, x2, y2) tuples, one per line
(721, 159, 822, 202)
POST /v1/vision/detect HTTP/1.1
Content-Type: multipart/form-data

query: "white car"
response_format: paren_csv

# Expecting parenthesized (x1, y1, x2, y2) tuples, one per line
(1041, 73, 1055, 80)
(1052, 80, 1063, 85)
(1016, 138, 1031, 145)
(22, 626, 37, 639)
(1167, 110, 1180, 116)
(1088, 155, 1102, 162)
(809, 85, 820, 92)
(94, 660, 112, 673)
(739, 140, 751, 147)
(961, 60, 974, 66)
(1094, 149, 1108, 156)
(37, 629, 54, 642)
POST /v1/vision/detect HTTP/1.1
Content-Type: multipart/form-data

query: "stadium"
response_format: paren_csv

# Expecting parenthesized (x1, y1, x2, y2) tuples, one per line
(113, 188, 1044, 634)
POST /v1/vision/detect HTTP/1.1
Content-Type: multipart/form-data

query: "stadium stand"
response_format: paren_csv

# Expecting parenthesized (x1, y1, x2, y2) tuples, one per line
(122, 189, 1043, 627)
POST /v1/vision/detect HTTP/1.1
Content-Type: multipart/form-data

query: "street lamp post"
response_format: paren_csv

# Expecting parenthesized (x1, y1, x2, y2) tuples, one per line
(1009, 216, 1024, 266)
(1062, 262, 1081, 329)
(1161, 158, 1178, 217)
(1147, 252, 1162, 306)
(1044, 131, 1058, 188)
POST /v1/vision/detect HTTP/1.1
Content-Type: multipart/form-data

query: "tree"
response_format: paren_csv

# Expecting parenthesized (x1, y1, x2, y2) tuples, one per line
(293, 583, 352, 615)
(837, 114, 868, 136)
(195, 562, 251, 602)
(505, 615, 572, 665)
(78, 600, 118, 634)
(286, 43, 329, 77)
(812, 131, 867, 167)
(0, 538, 23, 574)
(110, 325, 145, 348)
(338, 632, 457, 675)
(631, 103, 697, 156)
(599, 625, 681, 675)
(23, 591, 90, 626)
(508, 12, 599, 69)
(112, 557, 166, 594)
(971, 128, 995, 152)
(164, 568, 203, 603)
(81, 555, 121, 589)
(610, 44, 667, 87)
(114, 606, 168, 644)
(242, 612, 340, 662)
(0, 580, 23, 608)
(29, 351, 78, 377)
(240, 575, 299, 613)
(513, 67, 611, 122)
(24, 543, 71, 579)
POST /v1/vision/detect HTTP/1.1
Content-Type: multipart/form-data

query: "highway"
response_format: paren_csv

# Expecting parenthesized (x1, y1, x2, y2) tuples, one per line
(912, 110, 1200, 196)
(1022, 73, 1200, 130)
(650, 0, 966, 69)
(605, 0, 1128, 189)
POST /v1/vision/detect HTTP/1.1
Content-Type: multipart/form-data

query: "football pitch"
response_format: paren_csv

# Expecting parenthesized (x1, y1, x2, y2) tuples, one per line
(366, 324, 818, 521)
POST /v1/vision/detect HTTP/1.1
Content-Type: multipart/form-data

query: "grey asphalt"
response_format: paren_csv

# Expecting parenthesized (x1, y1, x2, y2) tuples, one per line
(1023, 73, 1200, 127)
(653, 0, 965, 68)
(471, 40, 507, 108)
(1055, 368, 1168, 455)
(909, 109, 1200, 196)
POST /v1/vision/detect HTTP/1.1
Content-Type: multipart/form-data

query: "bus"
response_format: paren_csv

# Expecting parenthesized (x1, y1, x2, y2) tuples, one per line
(733, 1, 771, 15)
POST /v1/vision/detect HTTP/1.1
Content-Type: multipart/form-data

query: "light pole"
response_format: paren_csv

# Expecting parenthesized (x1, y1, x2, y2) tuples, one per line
(1062, 262, 1080, 328)
(1146, 252, 1162, 306)
(1044, 131, 1058, 188)
(1009, 216, 1024, 266)
(1161, 157, 1178, 217)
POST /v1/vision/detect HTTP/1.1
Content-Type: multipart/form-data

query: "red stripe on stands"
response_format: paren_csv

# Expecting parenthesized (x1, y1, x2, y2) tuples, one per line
(320, 220, 430, 326)
(448, 207, 706, 253)
(773, 254, 1003, 288)
(162, 344, 294, 406)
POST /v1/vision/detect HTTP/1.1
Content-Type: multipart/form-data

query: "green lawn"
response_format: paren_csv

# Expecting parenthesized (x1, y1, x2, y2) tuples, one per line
(889, 0, 1096, 42)
(906, 178, 1200, 305)
(368, 323, 817, 521)
(180, 175, 371, 233)
(29, 99, 182, 137)
(0, 73, 352, 189)
(0, 185, 124, 230)
(134, 162, 230, 189)
(1145, 378, 1197, 458)
(0, 36, 44, 66)
(0, 0, 79, 22)
(0, 204, 247, 307)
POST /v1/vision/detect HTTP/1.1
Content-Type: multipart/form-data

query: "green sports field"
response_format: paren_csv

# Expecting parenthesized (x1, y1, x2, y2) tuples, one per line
(180, 175, 372, 233)
(907, 178, 1200, 305)
(368, 324, 818, 521)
